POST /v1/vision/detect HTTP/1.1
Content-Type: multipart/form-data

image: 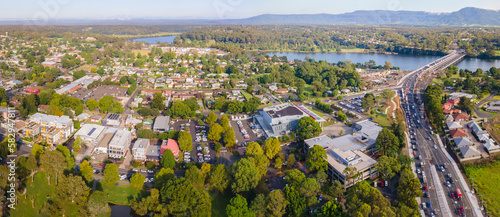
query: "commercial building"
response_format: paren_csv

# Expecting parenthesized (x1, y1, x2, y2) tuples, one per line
(102, 113, 122, 127)
(131, 138, 150, 161)
(255, 103, 325, 138)
(304, 120, 382, 187)
(146, 144, 161, 161)
(74, 124, 106, 146)
(161, 139, 180, 159)
(153, 116, 170, 133)
(108, 130, 131, 159)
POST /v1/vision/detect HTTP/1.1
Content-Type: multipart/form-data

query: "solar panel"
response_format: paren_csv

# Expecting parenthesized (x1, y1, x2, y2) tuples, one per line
(87, 128, 96, 136)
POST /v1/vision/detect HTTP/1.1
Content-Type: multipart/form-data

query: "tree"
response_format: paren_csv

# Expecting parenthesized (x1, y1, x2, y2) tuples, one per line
(220, 114, 230, 129)
(151, 92, 166, 110)
(25, 154, 38, 182)
(296, 116, 322, 140)
(284, 169, 305, 188)
(226, 194, 255, 217)
(231, 158, 259, 193)
(209, 164, 230, 192)
(346, 181, 395, 217)
(375, 128, 400, 156)
(200, 163, 211, 180)
(161, 178, 212, 217)
(56, 145, 75, 170)
(342, 166, 361, 190)
(87, 191, 111, 217)
(247, 154, 270, 178)
(86, 99, 99, 111)
(320, 199, 346, 217)
(73, 135, 83, 152)
(130, 173, 146, 189)
(245, 142, 264, 157)
(250, 194, 267, 217)
(39, 150, 65, 185)
(384, 61, 392, 70)
(206, 112, 217, 125)
(266, 189, 288, 217)
(98, 95, 124, 113)
(178, 131, 193, 152)
(298, 178, 321, 207)
(457, 96, 474, 114)
(325, 180, 345, 200)
(167, 101, 192, 119)
(380, 89, 395, 102)
(336, 111, 347, 122)
(103, 163, 119, 186)
(397, 168, 422, 209)
(362, 93, 375, 109)
(31, 143, 44, 159)
(283, 186, 306, 217)
(80, 160, 94, 182)
(307, 145, 328, 172)
(224, 129, 237, 148)
(154, 167, 175, 189)
(208, 123, 223, 142)
(264, 137, 281, 160)
(374, 155, 402, 181)
(161, 149, 176, 169)
(185, 166, 204, 186)
(56, 174, 90, 206)
(286, 154, 295, 169)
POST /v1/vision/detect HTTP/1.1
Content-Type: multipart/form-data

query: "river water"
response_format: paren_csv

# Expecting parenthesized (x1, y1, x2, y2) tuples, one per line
(268, 52, 500, 71)
(133, 35, 177, 44)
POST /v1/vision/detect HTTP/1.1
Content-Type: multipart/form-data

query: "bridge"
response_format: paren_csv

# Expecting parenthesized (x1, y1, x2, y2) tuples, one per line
(397, 50, 466, 88)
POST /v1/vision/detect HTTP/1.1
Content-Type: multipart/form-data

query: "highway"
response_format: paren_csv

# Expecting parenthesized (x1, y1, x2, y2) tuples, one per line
(398, 50, 483, 217)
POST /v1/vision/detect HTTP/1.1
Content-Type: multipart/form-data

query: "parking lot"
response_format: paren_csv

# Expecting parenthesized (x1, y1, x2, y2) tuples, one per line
(230, 118, 264, 147)
(169, 119, 216, 164)
(70, 85, 128, 102)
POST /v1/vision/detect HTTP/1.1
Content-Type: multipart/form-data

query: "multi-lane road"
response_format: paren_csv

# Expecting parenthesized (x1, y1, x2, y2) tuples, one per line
(398, 50, 483, 217)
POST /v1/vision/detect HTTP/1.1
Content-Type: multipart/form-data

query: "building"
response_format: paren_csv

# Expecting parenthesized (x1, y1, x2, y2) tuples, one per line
(468, 122, 488, 136)
(304, 120, 382, 187)
(74, 124, 106, 146)
(153, 116, 170, 133)
(108, 130, 132, 159)
(453, 137, 473, 148)
(484, 139, 500, 154)
(125, 115, 142, 127)
(131, 138, 150, 161)
(255, 103, 325, 138)
(91, 115, 102, 123)
(102, 113, 122, 127)
(161, 139, 180, 159)
(452, 113, 469, 121)
(25, 113, 74, 144)
(486, 101, 500, 113)
(0, 107, 19, 119)
(459, 146, 481, 161)
(450, 129, 468, 138)
(146, 144, 161, 161)
(24, 86, 40, 94)
(75, 113, 91, 121)
(446, 122, 463, 130)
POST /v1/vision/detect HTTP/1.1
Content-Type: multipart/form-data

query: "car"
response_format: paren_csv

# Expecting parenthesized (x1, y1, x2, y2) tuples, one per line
(184, 151, 191, 156)
(196, 146, 202, 152)
(132, 168, 138, 172)
(426, 202, 431, 209)
(204, 157, 211, 161)
(424, 186, 428, 190)
(445, 181, 451, 187)
(451, 192, 455, 199)
(450, 179, 454, 184)
(150, 178, 154, 183)
(434, 145, 438, 149)
(99, 163, 104, 167)
(380, 181, 384, 187)
(424, 192, 429, 198)
(140, 169, 147, 173)
(197, 153, 203, 158)
(184, 158, 191, 163)
(198, 157, 204, 163)
(147, 170, 154, 173)
(422, 203, 426, 208)
(318, 194, 323, 201)
(417, 169, 421, 174)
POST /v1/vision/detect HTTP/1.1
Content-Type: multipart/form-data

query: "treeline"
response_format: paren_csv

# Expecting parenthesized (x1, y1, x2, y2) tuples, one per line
(424, 85, 445, 133)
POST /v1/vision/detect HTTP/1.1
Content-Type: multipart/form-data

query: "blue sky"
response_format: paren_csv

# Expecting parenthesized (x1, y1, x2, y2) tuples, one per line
(1, 0, 499, 20)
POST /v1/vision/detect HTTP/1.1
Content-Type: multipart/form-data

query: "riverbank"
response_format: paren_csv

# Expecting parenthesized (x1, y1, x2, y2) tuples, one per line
(116, 32, 179, 39)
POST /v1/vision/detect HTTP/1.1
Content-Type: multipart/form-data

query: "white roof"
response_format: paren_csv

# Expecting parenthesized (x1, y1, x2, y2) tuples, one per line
(446, 122, 463, 129)
(75, 124, 106, 140)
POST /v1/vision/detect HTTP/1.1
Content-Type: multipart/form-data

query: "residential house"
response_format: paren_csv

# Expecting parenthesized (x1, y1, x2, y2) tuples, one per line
(453, 113, 469, 121)
(161, 139, 180, 159)
(468, 122, 488, 137)
(146, 144, 161, 161)
(486, 101, 500, 113)
(459, 146, 481, 160)
(132, 138, 150, 161)
(446, 122, 463, 130)
(442, 102, 453, 110)
(453, 137, 474, 148)
(450, 129, 468, 138)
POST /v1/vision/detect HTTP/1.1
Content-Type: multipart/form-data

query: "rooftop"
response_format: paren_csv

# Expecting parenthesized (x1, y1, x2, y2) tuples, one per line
(264, 103, 304, 119)
(108, 130, 131, 148)
(75, 124, 106, 140)
(132, 138, 150, 151)
(30, 113, 72, 125)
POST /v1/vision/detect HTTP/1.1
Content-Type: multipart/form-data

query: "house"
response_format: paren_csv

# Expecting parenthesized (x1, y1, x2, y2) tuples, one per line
(153, 116, 170, 133)
(275, 89, 288, 94)
(75, 113, 91, 121)
(161, 139, 180, 159)
(442, 102, 453, 110)
(459, 146, 481, 160)
(453, 137, 474, 148)
(146, 144, 161, 161)
(467, 122, 488, 136)
(486, 101, 500, 112)
(131, 138, 150, 161)
(125, 115, 142, 127)
(445, 114, 454, 122)
(446, 122, 463, 130)
(483, 139, 500, 154)
(453, 113, 469, 121)
(450, 129, 468, 138)
(477, 134, 490, 143)
(91, 115, 102, 123)
(0, 107, 19, 119)
(443, 109, 452, 114)
(448, 98, 460, 106)
(102, 113, 122, 127)
(108, 130, 132, 159)
(268, 85, 278, 91)
(143, 119, 153, 129)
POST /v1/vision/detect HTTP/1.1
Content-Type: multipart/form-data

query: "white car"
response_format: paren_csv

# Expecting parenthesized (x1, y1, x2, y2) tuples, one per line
(132, 168, 138, 172)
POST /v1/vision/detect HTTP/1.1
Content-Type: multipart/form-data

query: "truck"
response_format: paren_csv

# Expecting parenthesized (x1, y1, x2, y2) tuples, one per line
(456, 188, 462, 198)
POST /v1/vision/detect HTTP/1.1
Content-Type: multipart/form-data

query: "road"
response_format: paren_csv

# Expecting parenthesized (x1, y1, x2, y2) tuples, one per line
(400, 49, 483, 217)
(474, 92, 496, 118)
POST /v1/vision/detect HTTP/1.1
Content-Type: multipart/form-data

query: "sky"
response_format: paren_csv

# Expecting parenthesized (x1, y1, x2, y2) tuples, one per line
(0, 0, 499, 20)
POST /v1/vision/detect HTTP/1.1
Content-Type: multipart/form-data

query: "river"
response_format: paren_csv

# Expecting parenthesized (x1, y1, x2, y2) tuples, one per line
(268, 52, 500, 71)
(133, 35, 177, 44)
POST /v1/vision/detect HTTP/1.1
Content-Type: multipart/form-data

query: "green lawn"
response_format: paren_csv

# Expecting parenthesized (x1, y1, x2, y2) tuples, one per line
(340, 48, 365, 53)
(242, 91, 253, 101)
(493, 95, 500, 101)
(495, 50, 500, 57)
(210, 191, 232, 217)
(304, 84, 313, 94)
(365, 108, 392, 128)
(323, 121, 336, 127)
(464, 159, 500, 217)
(307, 105, 327, 117)
(102, 183, 142, 205)
(11, 171, 80, 217)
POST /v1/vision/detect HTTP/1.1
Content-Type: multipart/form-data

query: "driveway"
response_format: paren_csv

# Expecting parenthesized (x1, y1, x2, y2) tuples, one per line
(474, 92, 496, 118)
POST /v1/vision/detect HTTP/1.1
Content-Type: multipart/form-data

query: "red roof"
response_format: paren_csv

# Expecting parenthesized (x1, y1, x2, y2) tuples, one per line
(443, 108, 452, 114)
(450, 129, 468, 138)
(161, 139, 180, 158)
(442, 102, 453, 110)
(453, 113, 469, 120)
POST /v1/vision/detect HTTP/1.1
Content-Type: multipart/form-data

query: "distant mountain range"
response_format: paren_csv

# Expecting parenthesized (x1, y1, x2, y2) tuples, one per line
(1, 7, 500, 26)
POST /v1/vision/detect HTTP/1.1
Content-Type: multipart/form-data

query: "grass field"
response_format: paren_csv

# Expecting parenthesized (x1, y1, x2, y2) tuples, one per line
(495, 50, 500, 57)
(77, 64, 95, 71)
(339, 48, 366, 53)
(242, 91, 253, 101)
(307, 105, 327, 117)
(464, 159, 500, 217)
(210, 191, 231, 217)
(132, 49, 151, 56)
(102, 183, 142, 205)
(365, 108, 392, 128)
(493, 95, 500, 101)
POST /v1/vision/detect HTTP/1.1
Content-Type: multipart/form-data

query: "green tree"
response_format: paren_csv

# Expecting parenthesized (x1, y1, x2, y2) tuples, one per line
(25, 154, 38, 182)
(232, 158, 259, 193)
(284, 169, 305, 188)
(208, 123, 223, 142)
(87, 191, 111, 217)
(31, 143, 44, 159)
(56, 144, 75, 170)
(56, 174, 90, 206)
(178, 131, 193, 152)
(206, 112, 217, 125)
(384, 61, 392, 70)
(103, 163, 119, 186)
(154, 167, 175, 189)
(161, 149, 176, 169)
(86, 99, 99, 111)
(283, 186, 306, 217)
(161, 178, 212, 217)
(297, 116, 322, 140)
(307, 145, 328, 172)
(245, 142, 264, 157)
(151, 92, 166, 110)
(342, 166, 361, 190)
(209, 164, 230, 192)
(73, 135, 83, 152)
(397, 168, 422, 210)
(375, 128, 400, 156)
(247, 154, 270, 178)
(298, 178, 321, 207)
(226, 194, 255, 217)
(80, 160, 94, 182)
(220, 114, 230, 129)
(374, 155, 402, 181)
(250, 194, 267, 217)
(224, 129, 237, 148)
(264, 137, 281, 160)
(346, 181, 395, 217)
(320, 199, 346, 217)
(98, 95, 124, 113)
(266, 189, 288, 217)
(40, 150, 65, 185)
(130, 173, 146, 189)
(185, 166, 204, 186)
